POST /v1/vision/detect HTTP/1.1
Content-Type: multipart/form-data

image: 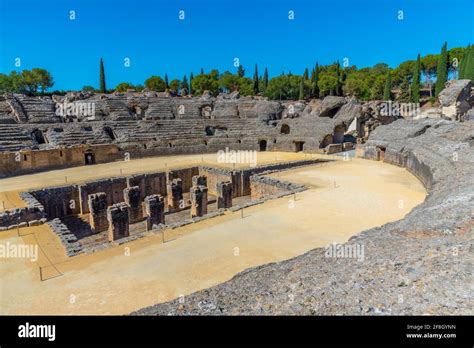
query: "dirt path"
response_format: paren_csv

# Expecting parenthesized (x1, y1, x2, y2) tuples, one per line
(0, 154, 426, 315)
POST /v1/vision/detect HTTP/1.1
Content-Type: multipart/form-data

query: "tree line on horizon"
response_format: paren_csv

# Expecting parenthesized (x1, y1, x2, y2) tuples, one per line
(1, 42, 472, 103)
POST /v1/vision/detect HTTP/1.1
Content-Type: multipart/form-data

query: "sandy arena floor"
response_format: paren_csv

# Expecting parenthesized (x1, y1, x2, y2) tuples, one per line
(0, 152, 426, 314)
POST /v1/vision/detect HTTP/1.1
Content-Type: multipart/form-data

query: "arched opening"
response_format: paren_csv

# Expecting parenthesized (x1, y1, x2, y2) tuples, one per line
(204, 140, 208, 146)
(259, 140, 267, 151)
(333, 124, 346, 144)
(168, 143, 173, 148)
(321, 134, 333, 148)
(376, 146, 386, 161)
(280, 124, 290, 134)
(294, 141, 305, 152)
(103, 126, 116, 140)
(31, 129, 46, 144)
(84, 151, 95, 165)
(237, 139, 242, 144)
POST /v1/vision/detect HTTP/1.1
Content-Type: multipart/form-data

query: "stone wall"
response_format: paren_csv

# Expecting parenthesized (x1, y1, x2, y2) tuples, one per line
(78, 177, 127, 214)
(29, 185, 80, 219)
(250, 175, 305, 200)
(0, 144, 120, 177)
(166, 167, 199, 192)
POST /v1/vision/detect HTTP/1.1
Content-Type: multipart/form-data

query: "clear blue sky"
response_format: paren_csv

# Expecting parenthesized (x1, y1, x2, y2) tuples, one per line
(0, 0, 472, 90)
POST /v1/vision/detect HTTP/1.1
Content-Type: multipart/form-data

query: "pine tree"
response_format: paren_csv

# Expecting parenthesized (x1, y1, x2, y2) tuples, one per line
(303, 68, 309, 81)
(398, 76, 411, 103)
(411, 54, 421, 103)
(263, 68, 269, 91)
(435, 42, 448, 97)
(383, 71, 392, 100)
(298, 77, 304, 100)
(253, 64, 259, 95)
(99, 58, 106, 93)
(165, 74, 169, 89)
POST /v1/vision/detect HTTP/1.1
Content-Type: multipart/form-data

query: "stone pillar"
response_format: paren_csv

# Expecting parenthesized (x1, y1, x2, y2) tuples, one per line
(192, 175, 207, 188)
(167, 178, 183, 212)
(143, 194, 165, 231)
(88, 192, 108, 233)
(107, 202, 129, 241)
(123, 186, 142, 223)
(217, 181, 233, 209)
(190, 185, 208, 218)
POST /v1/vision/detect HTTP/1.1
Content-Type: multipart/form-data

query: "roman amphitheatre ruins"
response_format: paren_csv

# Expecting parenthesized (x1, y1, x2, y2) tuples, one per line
(0, 79, 472, 315)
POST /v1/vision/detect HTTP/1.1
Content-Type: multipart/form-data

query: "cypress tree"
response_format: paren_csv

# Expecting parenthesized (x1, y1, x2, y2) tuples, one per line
(303, 68, 309, 81)
(312, 63, 319, 98)
(253, 64, 259, 95)
(99, 58, 106, 93)
(181, 75, 188, 90)
(435, 42, 448, 97)
(298, 77, 305, 100)
(237, 65, 245, 77)
(263, 68, 269, 90)
(165, 74, 169, 89)
(189, 72, 194, 94)
(411, 54, 421, 103)
(459, 46, 467, 79)
(200, 67, 204, 75)
(460, 44, 473, 80)
(383, 71, 392, 100)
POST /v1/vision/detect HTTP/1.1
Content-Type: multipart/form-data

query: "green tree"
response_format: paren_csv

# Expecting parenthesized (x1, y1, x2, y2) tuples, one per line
(411, 54, 421, 103)
(181, 75, 189, 91)
(115, 82, 134, 92)
(370, 75, 386, 100)
(459, 44, 473, 80)
(164, 74, 169, 89)
(237, 65, 245, 77)
(253, 64, 259, 95)
(0, 73, 12, 92)
(144, 76, 166, 91)
(397, 75, 411, 102)
(383, 71, 392, 100)
(265, 75, 305, 100)
(435, 42, 448, 97)
(303, 68, 309, 81)
(219, 71, 240, 92)
(169, 79, 180, 93)
(263, 68, 269, 91)
(99, 58, 106, 93)
(191, 70, 219, 95)
(312, 63, 320, 98)
(189, 72, 194, 94)
(298, 77, 304, 100)
(343, 76, 366, 98)
(317, 74, 338, 97)
(82, 85, 95, 93)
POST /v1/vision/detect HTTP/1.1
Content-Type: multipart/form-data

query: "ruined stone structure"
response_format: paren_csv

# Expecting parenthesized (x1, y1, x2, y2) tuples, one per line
(216, 181, 233, 209)
(123, 186, 143, 223)
(88, 192, 108, 233)
(107, 202, 129, 241)
(167, 178, 183, 212)
(190, 185, 208, 218)
(143, 194, 165, 231)
(0, 90, 424, 177)
(134, 117, 474, 316)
